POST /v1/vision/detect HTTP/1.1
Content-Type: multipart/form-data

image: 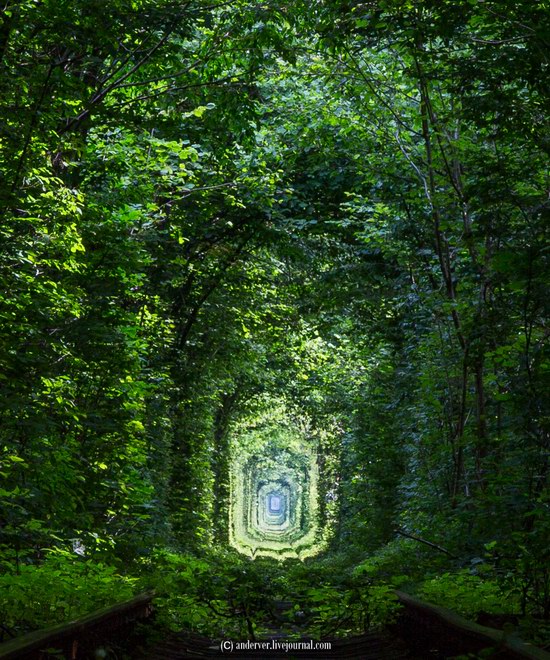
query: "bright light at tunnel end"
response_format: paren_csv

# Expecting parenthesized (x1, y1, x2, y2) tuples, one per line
(228, 416, 329, 560)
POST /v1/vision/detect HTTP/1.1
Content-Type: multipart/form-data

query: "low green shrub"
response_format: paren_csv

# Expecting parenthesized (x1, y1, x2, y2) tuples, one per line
(0, 548, 137, 636)
(418, 569, 519, 618)
(140, 549, 278, 638)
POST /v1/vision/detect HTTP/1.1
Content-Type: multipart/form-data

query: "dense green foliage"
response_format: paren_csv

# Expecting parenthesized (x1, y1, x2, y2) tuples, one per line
(0, 0, 548, 650)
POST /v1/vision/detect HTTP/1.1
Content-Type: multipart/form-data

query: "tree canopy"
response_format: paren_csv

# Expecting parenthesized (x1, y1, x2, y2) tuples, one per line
(0, 0, 549, 650)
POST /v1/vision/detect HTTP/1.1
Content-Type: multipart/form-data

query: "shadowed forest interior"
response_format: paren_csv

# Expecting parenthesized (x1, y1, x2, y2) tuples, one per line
(0, 0, 549, 656)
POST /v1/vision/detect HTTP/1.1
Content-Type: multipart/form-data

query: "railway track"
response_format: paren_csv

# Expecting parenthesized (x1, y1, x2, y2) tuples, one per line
(141, 629, 412, 659)
(1, 591, 549, 659)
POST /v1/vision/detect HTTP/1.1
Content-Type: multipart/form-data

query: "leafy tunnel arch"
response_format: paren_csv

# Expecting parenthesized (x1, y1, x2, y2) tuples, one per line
(0, 0, 549, 648)
(228, 398, 330, 560)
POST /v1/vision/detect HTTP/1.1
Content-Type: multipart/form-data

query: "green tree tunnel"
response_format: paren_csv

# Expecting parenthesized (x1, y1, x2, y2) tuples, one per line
(0, 0, 548, 651)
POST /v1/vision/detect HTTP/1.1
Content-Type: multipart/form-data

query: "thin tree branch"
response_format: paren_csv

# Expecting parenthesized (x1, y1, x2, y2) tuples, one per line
(395, 529, 458, 558)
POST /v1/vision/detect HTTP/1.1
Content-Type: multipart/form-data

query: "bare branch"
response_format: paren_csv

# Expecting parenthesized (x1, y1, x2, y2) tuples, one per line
(395, 529, 458, 558)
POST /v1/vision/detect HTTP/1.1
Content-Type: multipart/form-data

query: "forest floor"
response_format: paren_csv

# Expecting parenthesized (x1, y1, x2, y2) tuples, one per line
(140, 629, 413, 659)
(139, 600, 414, 659)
